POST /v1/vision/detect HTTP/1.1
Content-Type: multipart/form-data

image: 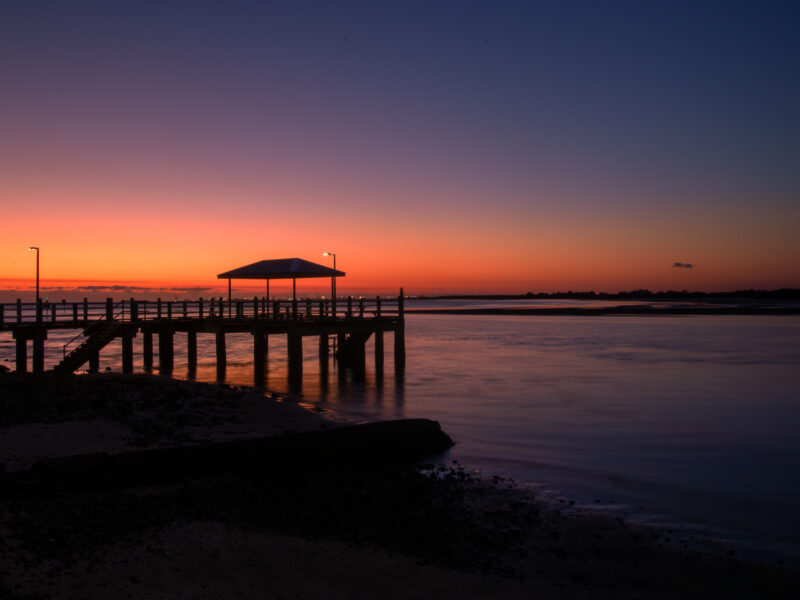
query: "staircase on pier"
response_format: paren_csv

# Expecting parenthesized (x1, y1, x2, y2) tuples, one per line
(53, 321, 125, 375)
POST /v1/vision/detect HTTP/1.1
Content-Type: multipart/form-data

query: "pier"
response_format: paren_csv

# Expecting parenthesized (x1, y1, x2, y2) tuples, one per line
(0, 293, 406, 386)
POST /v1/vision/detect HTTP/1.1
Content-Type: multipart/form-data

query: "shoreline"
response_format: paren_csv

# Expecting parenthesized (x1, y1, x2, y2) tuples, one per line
(1, 373, 798, 598)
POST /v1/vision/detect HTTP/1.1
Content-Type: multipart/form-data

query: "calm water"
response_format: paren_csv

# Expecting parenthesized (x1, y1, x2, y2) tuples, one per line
(3, 307, 799, 559)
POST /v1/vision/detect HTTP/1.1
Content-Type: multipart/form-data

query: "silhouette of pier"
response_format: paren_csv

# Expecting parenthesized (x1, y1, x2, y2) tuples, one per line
(1, 293, 406, 386)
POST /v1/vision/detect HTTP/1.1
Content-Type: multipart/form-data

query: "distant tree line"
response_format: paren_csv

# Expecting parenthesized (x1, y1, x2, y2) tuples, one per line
(428, 288, 800, 300)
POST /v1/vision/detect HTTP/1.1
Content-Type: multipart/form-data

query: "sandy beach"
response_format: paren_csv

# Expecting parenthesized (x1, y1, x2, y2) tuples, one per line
(1, 373, 798, 599)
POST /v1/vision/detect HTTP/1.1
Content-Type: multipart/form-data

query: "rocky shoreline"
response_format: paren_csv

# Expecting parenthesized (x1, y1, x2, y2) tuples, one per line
(1, 373, 798, 598)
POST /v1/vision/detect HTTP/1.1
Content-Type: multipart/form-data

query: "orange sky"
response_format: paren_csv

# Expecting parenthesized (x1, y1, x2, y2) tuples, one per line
(1, 179, 797, 299)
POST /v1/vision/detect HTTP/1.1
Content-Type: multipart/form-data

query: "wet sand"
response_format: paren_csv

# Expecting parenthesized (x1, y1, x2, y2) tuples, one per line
(1, 373, 798, 599)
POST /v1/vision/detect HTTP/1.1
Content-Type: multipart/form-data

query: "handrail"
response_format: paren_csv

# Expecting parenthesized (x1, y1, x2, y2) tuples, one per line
(62, 301, 126, 358)
(0, 295, 404, 331)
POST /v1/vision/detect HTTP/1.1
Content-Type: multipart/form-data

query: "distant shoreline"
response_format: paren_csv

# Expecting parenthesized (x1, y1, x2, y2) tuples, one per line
(418, 288, 800, 301)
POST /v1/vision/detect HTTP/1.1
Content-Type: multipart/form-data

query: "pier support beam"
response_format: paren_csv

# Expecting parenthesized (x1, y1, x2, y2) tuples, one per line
(287, 332, 303, 387)
(337, 332, 369, 380)
(319, 333, 329, 372)
(121, 330, 134, 374)
(12, 326, 47, 374)
(143, 329, 153, 372)
(187, 329, 197, 375)
(374, 329, 384, 373)
(14, 337, 27, 374)
(216, 330, 226, 381)
(158, 327, 174, 375)
(32, 329, 46, 374)
(394, 328, 405, 374)
(394, 288, 406, 373)
(253, 330, 266, 387)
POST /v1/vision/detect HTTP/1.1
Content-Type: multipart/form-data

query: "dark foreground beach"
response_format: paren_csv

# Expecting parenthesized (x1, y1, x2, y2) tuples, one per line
(1, 374, 798, 599)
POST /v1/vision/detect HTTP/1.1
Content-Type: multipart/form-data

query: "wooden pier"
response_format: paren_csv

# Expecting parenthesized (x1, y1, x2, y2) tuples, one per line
(0, 293, 406, 386)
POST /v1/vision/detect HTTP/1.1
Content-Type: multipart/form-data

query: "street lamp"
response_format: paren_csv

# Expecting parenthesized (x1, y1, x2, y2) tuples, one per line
(323, 251, 336, 317)
(28, 246, 39, 303)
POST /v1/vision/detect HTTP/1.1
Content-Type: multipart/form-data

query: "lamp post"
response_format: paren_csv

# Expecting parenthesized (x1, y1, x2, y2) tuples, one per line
(28, 246, 39, 303)
(323, 251, 336, 317)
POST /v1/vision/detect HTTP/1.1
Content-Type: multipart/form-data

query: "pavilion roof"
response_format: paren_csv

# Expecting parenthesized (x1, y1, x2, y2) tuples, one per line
(217, 258, 345, 280)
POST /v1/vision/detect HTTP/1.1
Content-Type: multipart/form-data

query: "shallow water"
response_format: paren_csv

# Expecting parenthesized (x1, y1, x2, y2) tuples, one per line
(2, 308, 799, 559)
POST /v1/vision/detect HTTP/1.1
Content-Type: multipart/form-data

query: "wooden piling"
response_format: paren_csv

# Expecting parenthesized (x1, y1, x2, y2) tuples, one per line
(288, 331, 303, 384)
(122, 330, 134, 374)
(216, 330, 226, 381)
(375, 295, 384, 371)
(253, 330, 266, 387)
(32, 328, 46, 374)
(375, 329, 384, 372)
(15, 337, 27, 373)
(319, 333, 329, 372)
(158, 327, 174, 374)
(187, 329, 198, 372)
(394, 289, 406, 372)
(143, 329, 153, 372)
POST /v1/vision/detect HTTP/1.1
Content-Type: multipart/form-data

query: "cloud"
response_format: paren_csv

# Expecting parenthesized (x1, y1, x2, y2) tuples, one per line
(672, 262, 695, 269)
(168, 287, 214, 293)
(39, 285, 214, 294)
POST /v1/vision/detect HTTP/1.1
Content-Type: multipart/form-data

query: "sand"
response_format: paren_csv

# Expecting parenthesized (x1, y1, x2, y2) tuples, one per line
(0, 373, 328, 472)
(1, 373, 798, 599)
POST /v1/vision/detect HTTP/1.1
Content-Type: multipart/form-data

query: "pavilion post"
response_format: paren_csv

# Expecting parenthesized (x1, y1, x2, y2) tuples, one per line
(228, 278, 232, 318)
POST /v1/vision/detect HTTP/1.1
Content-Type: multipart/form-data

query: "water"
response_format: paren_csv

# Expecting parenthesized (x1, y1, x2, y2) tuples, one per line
(2, 305, 799, 560)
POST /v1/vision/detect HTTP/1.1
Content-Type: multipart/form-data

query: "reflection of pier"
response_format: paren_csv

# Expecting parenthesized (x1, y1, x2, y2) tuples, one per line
(1, 294, 405, 386)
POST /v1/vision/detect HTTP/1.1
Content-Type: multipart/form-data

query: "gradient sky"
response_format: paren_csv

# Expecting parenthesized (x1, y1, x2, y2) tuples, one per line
(1, 0, 798, 297)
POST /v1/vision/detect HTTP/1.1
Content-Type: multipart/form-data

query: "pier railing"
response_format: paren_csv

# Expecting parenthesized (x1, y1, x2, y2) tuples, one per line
(0, 296, 403, 329)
